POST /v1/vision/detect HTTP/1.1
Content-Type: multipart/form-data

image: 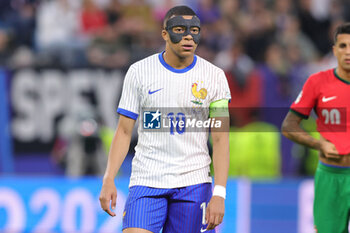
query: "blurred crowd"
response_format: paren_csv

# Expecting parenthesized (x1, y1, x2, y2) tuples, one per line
(0, 0, 348, 81)
(0, 0, 183, 69)
(2, 0, 350, 177)
(0, 0, 348, 70)
(0, 0, 348, 96)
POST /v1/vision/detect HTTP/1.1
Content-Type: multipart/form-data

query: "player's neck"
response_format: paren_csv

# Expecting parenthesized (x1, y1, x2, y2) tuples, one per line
(336, 68, 350, 81)
(163, 51, 194, 69)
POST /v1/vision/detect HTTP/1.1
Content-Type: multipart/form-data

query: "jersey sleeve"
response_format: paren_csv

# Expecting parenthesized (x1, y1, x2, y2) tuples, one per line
(117, 66, 140, 120)
(211, 69, 231, 103)
(290, 75, 318, 119)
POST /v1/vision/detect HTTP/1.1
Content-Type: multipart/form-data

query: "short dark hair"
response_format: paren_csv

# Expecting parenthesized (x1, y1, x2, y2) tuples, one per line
(334, 23, 350, 44)
(163, 5, 197, 28)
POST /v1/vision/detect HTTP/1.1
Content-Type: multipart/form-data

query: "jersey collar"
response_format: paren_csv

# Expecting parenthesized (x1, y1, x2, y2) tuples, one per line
(334, 68, 350, 84)
(158, 51, 197, 73)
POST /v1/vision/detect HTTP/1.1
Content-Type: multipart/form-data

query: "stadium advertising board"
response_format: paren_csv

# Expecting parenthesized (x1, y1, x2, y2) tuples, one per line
(0, 178, 240, 233)
(0, 177, 321, 233)
(8, 69, 124, 154)
(0, 177, 128, 233)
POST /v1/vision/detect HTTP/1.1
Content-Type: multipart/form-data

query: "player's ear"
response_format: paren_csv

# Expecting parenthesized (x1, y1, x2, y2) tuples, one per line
(161, 29, 168, 41)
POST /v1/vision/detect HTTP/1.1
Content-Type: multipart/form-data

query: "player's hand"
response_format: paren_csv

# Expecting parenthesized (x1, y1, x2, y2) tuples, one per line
(99, 179, 117, 217)
(320, 137, 339, 159)
(205, 196, 225, 230)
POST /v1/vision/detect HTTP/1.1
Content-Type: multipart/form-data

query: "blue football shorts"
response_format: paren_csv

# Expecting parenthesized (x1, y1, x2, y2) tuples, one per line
(122, 183, 215, 233)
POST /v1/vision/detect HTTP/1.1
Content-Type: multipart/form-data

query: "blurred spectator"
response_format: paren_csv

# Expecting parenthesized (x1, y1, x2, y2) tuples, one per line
(196, 0, 221, 25)
(258, 43, 293, 128)
(80, 0, 108, 37)
(36, 0, 78, 49)
(215, 18, 234, 51)
(66, 111, 107, 176)
(286, 43, 312, 99)
(279, 16, 319, 63)
(218, 42, 261, 127)
(106, 0, 158, 62)
(5, 0, 37, 48)
(81, 0, 133, 68)
(152, 0, 177, 23)
(0, 0, 345, 70)
(343, 0, 350, 22)
(0, 0, 37, 68)
(53, 107, 107, 177)
(328, 0, 343, 21)
(296, 0, 332, 55)
(35, 0, 86, 67)
(214, 40, 254, 71)
(241, 0, 276, 62)
(0, 29, 12, 66)
(218, 0, 244, 52)
(226, 68, 262, 127)
(119, 0, 160, 62)
(86, 25, 131, 68)
(195, 41, 216, 63)
(272, 0, 295, 32)
(257, 42, 298, 176)
(105, 0, 123, 25)
(310, 0, 332, 20)
(194, 0, 223, 61)
(121, 0, 157, 34)
(219, 0, 241, 27)
(9, 46, 36, 68)
(0, 0, 12, 20)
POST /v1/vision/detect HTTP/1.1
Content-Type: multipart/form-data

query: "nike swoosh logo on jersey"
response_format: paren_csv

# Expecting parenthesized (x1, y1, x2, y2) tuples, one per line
(148, 88, 163, 95)
(200, 228, 207, 232)
(322, 96, 337, 102)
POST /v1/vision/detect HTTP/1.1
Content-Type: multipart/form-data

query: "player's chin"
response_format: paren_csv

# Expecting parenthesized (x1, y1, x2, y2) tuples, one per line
(342, 63, 350, 71)
(180, 48, 196, 56)
(175, 52, 191, 60)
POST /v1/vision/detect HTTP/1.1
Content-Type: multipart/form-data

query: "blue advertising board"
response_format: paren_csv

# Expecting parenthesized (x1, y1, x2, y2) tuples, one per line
(0, 177, 241, 233)
(0, 177, 129, 233)
(0, 177, 323, 233)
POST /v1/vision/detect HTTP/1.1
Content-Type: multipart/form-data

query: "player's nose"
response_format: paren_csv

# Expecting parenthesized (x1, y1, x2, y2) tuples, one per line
(183, 34, 193, 40)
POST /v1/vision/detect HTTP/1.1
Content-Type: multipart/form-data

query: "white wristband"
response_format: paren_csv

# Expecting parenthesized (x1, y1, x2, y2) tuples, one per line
(212, 185, 226, 199)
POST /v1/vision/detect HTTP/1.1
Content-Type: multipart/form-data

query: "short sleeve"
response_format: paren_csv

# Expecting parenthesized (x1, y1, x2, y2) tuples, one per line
(117, 66, 140, 120)
(290, 76, 318, 119)
(211, 69, 231, 103)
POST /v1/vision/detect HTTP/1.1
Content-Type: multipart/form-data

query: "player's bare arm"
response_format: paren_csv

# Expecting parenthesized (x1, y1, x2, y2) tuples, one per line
(281, 111, 339, 158)
(282, 111, 320, 149)
(206, 116, 229, 230)
(99, 115, 136, 217)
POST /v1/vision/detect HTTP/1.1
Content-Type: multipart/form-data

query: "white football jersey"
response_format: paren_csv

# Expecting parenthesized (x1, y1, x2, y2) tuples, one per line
(117, 52, 231, 188)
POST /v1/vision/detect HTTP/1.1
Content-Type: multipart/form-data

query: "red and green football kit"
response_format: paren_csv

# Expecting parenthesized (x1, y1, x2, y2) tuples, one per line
(290, 68, 350, 233)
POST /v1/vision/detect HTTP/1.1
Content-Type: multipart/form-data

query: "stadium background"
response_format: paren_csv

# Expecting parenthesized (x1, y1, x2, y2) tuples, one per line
(0, 0, 349, 232)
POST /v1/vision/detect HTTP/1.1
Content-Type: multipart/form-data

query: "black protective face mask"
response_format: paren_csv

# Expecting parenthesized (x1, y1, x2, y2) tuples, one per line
(165, 15, 201, 44)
